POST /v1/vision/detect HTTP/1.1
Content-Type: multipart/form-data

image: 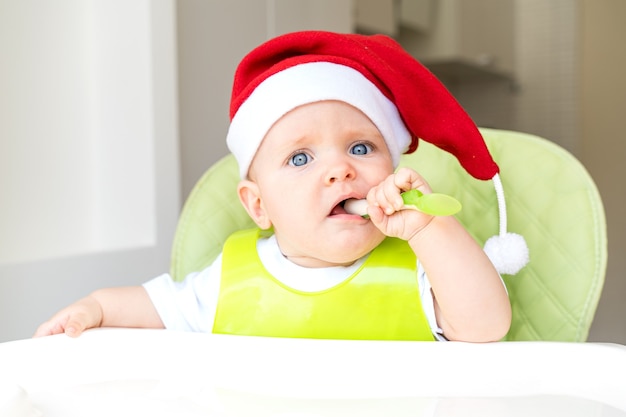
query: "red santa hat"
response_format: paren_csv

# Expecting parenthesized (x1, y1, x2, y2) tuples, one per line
(226, 31, 528, 275)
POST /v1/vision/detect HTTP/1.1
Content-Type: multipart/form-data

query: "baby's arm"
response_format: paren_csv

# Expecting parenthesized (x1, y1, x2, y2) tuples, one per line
(34, 286, 164, 338)
(367, 168, 511, 343)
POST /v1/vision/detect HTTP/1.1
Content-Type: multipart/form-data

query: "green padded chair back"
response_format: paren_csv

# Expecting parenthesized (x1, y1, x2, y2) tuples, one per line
(170, 128, 607, 342)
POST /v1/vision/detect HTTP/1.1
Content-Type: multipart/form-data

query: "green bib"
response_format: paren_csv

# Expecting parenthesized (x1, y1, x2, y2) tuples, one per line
(213, 229, 435, 341)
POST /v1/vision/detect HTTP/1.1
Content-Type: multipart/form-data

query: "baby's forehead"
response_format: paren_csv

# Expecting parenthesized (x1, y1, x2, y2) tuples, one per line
(247, 112, 392, 179)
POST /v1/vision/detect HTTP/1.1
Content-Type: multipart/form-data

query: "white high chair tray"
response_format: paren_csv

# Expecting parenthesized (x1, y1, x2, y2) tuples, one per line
(1, 328, 624, 417)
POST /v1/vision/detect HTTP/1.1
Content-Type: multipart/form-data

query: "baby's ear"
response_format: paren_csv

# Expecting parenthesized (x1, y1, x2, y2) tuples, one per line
(237, 180, 272, 230)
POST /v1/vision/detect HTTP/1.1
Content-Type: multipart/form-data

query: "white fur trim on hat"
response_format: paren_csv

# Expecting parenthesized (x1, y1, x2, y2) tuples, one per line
(226, 62, 411, 178)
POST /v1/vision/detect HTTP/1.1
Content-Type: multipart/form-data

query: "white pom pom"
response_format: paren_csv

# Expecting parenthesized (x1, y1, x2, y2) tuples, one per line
(484, 233, 529, 275)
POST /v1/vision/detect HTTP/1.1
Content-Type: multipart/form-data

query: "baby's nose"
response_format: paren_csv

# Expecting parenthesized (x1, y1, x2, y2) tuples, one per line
(325, 159, 356, 184)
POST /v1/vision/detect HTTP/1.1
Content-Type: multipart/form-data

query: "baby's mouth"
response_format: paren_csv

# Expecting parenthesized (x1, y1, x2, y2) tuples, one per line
(329, 200, 349, 216)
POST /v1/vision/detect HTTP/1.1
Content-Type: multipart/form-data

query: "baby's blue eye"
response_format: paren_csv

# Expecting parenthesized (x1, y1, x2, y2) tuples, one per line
(350, 143, 372, 155)
(289, 152, 310, 167)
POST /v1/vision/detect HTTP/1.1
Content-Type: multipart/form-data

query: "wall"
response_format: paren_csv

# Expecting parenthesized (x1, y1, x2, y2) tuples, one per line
(1, 1, 157, 263)
(454, 0, 625, 343)
(177, 0, 265, 199)
(450, 1, 580, 155)
(580, 0, 626, 343)
(0, 0, 180, 342)
(177, 0, 353, 198)
(437, 0, 625, 343)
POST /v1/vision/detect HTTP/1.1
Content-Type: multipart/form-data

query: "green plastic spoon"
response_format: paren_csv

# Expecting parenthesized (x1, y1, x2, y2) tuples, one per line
(344, 189, 461, 217)
(400, 189, 462, 216)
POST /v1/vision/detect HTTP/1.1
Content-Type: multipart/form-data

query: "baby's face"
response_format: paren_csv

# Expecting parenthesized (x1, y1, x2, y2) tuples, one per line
(248, 100, 394, 267)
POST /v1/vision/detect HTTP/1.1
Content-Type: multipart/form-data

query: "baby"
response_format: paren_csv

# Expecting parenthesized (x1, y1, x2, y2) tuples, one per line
(35, 31, 521, 342)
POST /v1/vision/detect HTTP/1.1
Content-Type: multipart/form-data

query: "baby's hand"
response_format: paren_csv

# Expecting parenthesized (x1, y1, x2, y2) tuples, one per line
(366, 167, 435, 241)
(33, 296, 103, 338)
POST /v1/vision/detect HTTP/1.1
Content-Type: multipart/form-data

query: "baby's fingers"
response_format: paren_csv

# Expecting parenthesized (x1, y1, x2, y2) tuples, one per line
(33, 317, 68, 338)
(369, 173, 409, 214)
(33, 311, 90, 338)
(394, 167, 431, 193)
(62, 317, 90, 338)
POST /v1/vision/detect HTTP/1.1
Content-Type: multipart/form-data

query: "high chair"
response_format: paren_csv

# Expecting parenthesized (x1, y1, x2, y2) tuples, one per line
(169, 128, 607, 342)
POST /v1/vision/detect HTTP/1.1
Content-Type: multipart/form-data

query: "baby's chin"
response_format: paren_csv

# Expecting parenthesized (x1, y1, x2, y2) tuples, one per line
(319, 235, 385, 266)
(276, 227, 385, 268)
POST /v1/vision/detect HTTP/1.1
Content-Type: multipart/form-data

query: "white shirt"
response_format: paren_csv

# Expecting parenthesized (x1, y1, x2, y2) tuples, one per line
(144, 234, 445, 340)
